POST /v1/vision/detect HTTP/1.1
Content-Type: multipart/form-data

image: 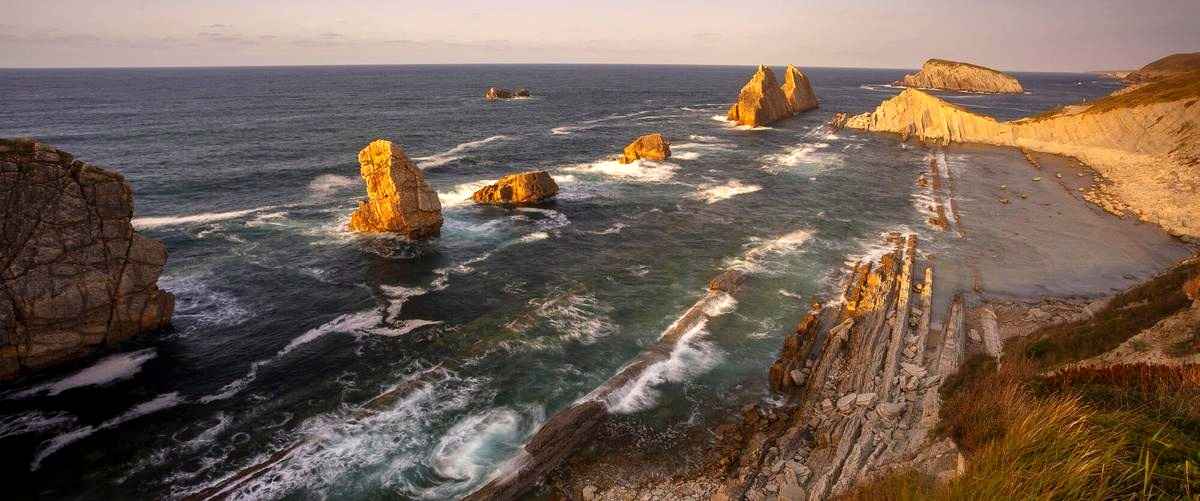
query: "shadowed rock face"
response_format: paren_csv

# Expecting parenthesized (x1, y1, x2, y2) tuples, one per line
(619, 133, 671, 164)
(472, 171, 559, 205)
(0, 138, 174, 380)
(347, 139, 443, 239)
(897, 58, 1024, 94)
(781, 64, 819, 113)
(727, 65, 793, 127)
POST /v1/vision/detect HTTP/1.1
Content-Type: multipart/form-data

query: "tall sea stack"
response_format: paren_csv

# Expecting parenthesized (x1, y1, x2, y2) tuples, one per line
(348, 139, 444, 239)
(727, 65, 819, 127)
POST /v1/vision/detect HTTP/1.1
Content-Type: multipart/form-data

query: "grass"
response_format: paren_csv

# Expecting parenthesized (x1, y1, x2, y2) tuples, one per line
(840, 258, 1200, 500)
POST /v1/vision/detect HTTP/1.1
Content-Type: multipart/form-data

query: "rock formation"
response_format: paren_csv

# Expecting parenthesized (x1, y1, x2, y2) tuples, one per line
(0, 138, 174, 380)
(781, 64, 819, 113)
(471, 171, 559, 205)
(897, 58, 1024, 94)
(843, 70, 1200, 239)
(514, 88, 531, 97)
(728, 65, 790, 127)
(347, 139, 443, 239)
(485, 87, 514, 100)
(1124, 52, 1200, 83)
(618, 133, 671, 164)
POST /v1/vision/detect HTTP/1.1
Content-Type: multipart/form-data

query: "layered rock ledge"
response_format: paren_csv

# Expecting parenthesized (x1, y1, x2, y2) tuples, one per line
(1, 138, 174, 380)
(619, 133, 671, 164)
(348, 139, 443, 239)
(472, 171, 559, 205)
(897, 58, 1024, 94)
(727, 65, 818, 127)
(844, 72, 1200, 239)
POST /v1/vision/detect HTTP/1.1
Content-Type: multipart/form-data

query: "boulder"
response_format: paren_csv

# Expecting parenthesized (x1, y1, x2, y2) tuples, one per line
(0, 138, 175, 380)
(726, 65, 794, 127)
(896, 58, 1024, 94)
(471, 171, 559, 205)
(619, 133, 671, 164)
(781, 64, 818, 113)
(348, 139, 443, 239)
(485, 87, 514, 101)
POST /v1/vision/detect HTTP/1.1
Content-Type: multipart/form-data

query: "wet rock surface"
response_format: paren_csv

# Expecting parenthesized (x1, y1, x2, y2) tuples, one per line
(619, 133, 671, 164)
(472, 171, 559, 205)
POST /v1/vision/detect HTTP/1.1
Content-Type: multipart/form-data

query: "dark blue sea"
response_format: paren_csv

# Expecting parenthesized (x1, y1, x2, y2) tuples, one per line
(0, 65, 1186, 499)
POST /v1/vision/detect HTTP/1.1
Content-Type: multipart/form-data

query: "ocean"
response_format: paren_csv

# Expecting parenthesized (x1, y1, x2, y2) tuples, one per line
(0, 64, 1189, 499)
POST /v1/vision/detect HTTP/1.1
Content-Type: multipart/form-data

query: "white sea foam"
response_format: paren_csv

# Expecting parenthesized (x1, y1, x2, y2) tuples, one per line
(725, 229, 816, 273)
(562, 159, 679, 183)
(413, 135, 511, 169)
(711, 115, 773, 130)
(551, 174, 577, 184)
(674, 151, 701, 160)
(537, 292, 619, 344)
(607, 319, 723, 414)
(11, 349, 156, 399)
(516, 231, 549, 244)
(689, 179, 761, 204)
(160, 274, 249, 329)
(32, 392, 183, 470)
(550, 110, 653, 135)
(307, 174, 358, 196)
(429, 406, 543, 486)
(245, 211, 288, 227)
(760, 142, 843, 174)
(587, 222, 627, 235)
(516, 207, 570, 230)
(374, 319, 443, 337)
(0, 411, 77, 439)
(438, 179, 497, 208)
(381, 284, 430, 321)
(133, 205, 280, 230)
(844, 227, 916, 268)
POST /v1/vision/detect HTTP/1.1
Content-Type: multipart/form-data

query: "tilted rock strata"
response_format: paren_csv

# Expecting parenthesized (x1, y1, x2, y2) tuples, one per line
(472, 171, 559, 205)
(347, 139, 443, 239)
(727, 65, 795, 127)
(844, 76, 1200, 239)
(0, 138, 174, 380)
(781, 64, 819, 113)
(618, 133, 671, 164)
(897, 58, 1024, 94)
(1124, 52, 1200, 83)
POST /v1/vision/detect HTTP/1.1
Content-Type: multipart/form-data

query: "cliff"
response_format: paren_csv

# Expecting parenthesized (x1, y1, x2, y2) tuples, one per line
(348, 139, 444, 239)
(897, 58, 1024, 94)
(845, 71, 1200, 239)
(619, 133, 671, 164)
(781, 64, 819, 113)
(727, 65, 795, 127)
(0, 138, 174, 380)
(1124, 52, 1200, 83)
(472, 171, 559, 205)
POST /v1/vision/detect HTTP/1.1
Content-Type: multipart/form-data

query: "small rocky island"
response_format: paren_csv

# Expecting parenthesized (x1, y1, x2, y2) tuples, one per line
(896, 58, 1024, 94)
(0, 138, 175, 380)
(348, 139, 443, 239)
(485, 87, 531, 100)
(619, 133, 671, 164)
(727, 65, 818, 127)
(472, 171, 559, 205)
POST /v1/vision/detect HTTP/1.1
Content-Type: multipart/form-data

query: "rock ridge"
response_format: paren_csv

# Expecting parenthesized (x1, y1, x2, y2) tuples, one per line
(897, 58, 1024, 94)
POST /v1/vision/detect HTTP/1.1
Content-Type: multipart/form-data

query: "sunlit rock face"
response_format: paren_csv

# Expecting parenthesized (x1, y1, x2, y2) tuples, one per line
(472, 171, 559, 205)
(726, 65, 794, 127)
(348, 139, 443, 239)
(0, 138, 174, 380)
(781, 64, 819, 113)
(619, 133, 671, 164)
(897, 59, 1024, 94)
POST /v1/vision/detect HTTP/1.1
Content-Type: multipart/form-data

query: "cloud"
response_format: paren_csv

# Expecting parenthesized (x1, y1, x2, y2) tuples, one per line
(197, 31, 257, 45)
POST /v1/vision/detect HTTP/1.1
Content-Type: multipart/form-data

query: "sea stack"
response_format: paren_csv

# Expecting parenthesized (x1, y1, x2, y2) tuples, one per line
(472, 171, 559, 205)
(485, 87, 530, 100)
(0, 138, 175, 380)
(781, 64, 819, 112)
(897, 58, 1024, 94)
(348, 139, 443, 239)
(727, 65, 817, 127)
(619, 133, 671, 164)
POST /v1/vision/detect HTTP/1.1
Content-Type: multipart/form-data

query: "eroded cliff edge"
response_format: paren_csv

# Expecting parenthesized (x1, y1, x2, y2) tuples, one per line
(1, 138, 174, 380)
(845, 72, 1200, 239)
(897, 58, 1024, 94)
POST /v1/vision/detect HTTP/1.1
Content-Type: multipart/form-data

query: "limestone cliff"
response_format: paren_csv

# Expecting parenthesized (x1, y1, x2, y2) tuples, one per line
(781, 64, 819, 113)
(845, 71, 1200, 239)
(348, 139, 443, 239)
(727, 65, 794, 127)
(619, 133, 671, 164)
(472, 171, 559, 205)
(897, 58, 1024, 94)
(1124, 52, 1200, 83)
(1, 138, 174, 380)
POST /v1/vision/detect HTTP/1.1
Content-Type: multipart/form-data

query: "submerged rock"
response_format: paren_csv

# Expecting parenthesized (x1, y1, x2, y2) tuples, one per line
(348, 139, 443, 239)
(781, 64, 819, 113)
(897, 58, 1023, 94)
(619, 133, 671, 164)
(0, 138, 174, 380)
(472, 171, 559, 205)
(485, 87, 514, 100)
(726, 65, 793, 127)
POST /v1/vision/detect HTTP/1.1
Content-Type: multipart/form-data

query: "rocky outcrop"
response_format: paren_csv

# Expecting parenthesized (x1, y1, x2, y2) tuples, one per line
(618, 133, 671, 164)
(781, 64, 819, 113)
(471, 171, 559, 205)
(514, 88, 531, 97)
(0, 138, 174, 380)
(485, 87, 514, 100)
(1124, 52, 1200, 83)
(897, 58, 1024, 94)
(347, 139, 443, 239)
(727, 66, 793, 127)
(844, 71, 1200, 239)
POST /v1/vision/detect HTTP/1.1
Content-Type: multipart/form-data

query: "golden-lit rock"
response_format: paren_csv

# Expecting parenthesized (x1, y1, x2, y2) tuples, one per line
(619, 133, 671, 164)
(726, 65, 794, 127)
(485, 87, 514, 100)
(348, 139, 443, 239)
(781, 64, 819, 113)
(1185, 275, 1200, 301)
(472, 171, 559, 205)
(897, 59, 1024, 94)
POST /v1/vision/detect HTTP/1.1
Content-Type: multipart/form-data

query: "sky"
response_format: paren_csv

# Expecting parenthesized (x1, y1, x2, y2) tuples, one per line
(2, 0, 1197, 71)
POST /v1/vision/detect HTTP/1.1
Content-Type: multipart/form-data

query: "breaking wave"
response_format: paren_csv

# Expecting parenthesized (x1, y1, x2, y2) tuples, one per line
(562, 159, 679, 183)
(133, 205, 280, 230)
(32, 392, 184, 470)
(689, 179, 761, 204)
(413, 135, 511, 169)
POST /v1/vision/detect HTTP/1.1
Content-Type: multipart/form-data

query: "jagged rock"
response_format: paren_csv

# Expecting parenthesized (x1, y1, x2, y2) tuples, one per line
(0, 138, 174, 380)
(968, 328, 981, 342)
(900, 362, 927, 378)
(836, 394, 857, 412)
(348, 139, 443, 238)
(619, 133, 671, 164)
(781, 65, 818, 113)
(726, 65, 794, 127)
(829, 112, 849, 131)
(855, 392, 877, 406)
(485, 87, 514, 100)
(471, 171, 558, 205)
(896, 58, 1024, 94)
(876, 402, 905, 419)
(1184, 275, 1200, 301)
(708, 269, 747, 293)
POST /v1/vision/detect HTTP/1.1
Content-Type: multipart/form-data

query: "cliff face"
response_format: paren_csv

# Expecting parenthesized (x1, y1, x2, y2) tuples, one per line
(1124, 52, 1200, 83)
(619, 133, 671, 164)
(898, 58, 1024, 94)
(781, 64, 819, 113)
(1, 138, 174, 380)
(845, 72, 1200, 238)
(727, 65, 794, 127)
(472, 171, 559, 205)
(348, 139, 444, 239)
